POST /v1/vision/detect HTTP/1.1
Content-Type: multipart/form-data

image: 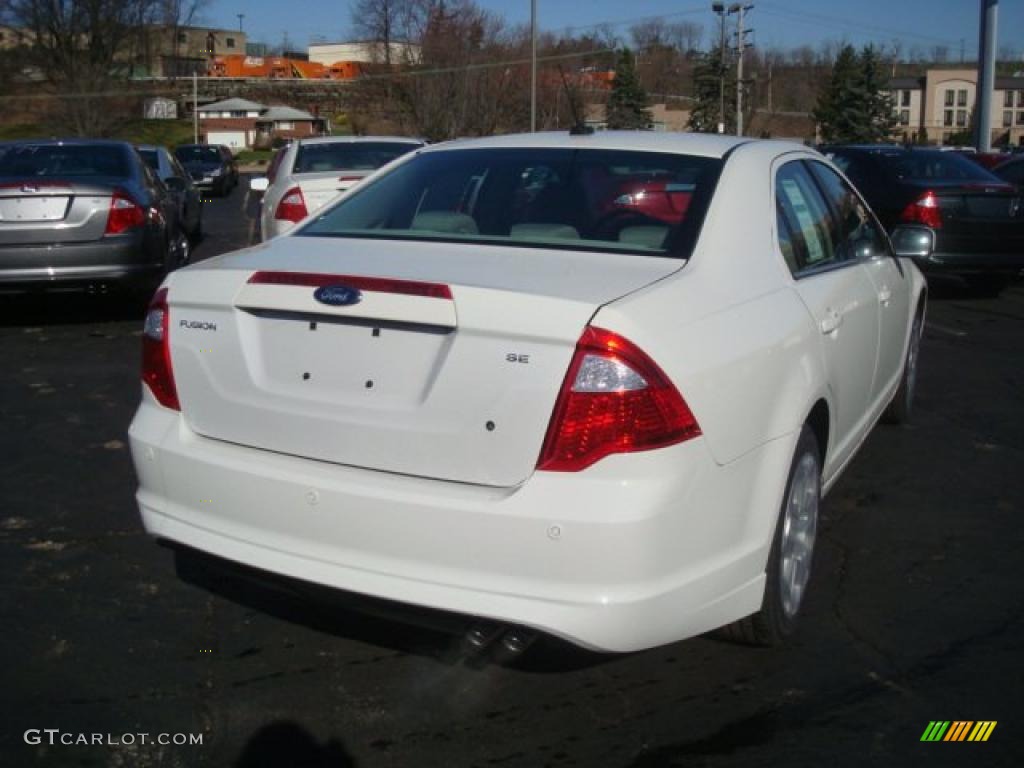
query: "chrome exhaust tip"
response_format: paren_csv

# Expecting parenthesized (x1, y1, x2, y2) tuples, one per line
(463, 621, 504, 651)
(499, 627, 538, 656)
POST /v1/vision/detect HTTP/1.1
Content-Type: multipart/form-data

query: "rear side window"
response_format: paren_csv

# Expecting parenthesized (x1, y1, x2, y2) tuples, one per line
(292, 142, 420, 174)
(775, 161, 837, 271)
(0, 144, 130, 178)
(298, 147, 723, 258)
(138, 150, 160, 172)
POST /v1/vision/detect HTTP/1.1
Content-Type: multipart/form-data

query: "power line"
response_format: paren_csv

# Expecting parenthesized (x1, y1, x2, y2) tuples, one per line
(758, 1, 962, 47)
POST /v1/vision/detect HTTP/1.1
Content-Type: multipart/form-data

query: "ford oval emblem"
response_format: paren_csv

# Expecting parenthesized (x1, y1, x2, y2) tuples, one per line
(313, 284, 362, 307)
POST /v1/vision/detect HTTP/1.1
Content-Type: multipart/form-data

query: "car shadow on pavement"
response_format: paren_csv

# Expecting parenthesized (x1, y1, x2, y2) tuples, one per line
(173, 545, 617, 673)
(234, 720, 356, 768)
(0, 290, 149, 327)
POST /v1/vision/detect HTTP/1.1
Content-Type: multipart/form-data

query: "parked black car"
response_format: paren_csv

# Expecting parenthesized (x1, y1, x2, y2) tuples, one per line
(173, 144, 238, 196)
(992, 156, 1024, 189)
(0, 139, 189, 295)
(824, 145, 1024, 295)
(137, 144, 203, 241)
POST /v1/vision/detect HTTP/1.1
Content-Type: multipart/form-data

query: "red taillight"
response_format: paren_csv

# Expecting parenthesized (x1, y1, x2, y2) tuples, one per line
(104, 189, 145, 235)
(900, 190, 943, 229)
(141, 287, 180, 410)
(275, 186, 308, 222)
(537, 327, 701, 472)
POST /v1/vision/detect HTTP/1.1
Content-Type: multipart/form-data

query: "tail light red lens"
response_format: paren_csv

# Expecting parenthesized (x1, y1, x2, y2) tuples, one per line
(900, 190, 943, 229)
(275, 186, 308, 222)
(141, 287, 180, 410)
(537, 327, 701, 472)
(104, 189, 145, 235)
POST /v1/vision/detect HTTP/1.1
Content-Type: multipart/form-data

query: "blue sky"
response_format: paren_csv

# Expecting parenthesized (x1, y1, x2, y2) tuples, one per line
(208, 0, 1024, 60)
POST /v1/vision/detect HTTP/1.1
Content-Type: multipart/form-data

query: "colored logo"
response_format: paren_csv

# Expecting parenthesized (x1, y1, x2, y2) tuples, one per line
(313, 284, 362, 307)
(920, 721, 997, 742)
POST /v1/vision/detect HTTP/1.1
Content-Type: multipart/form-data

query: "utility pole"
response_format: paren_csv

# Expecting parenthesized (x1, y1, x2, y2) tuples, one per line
(712, 3, 727, 134)
(735, 4, 753, 137)
(237, 14, 245, 32)
(192, 71, 198, 144)
(975, 0, 997, 151)
(530, 0, 538, 132)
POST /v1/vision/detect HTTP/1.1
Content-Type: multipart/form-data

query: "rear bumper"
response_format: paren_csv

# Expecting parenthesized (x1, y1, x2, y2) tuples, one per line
(129, 392, 795, 652)
(0, 235, 162, 291)
(915, 251, 1024, 277)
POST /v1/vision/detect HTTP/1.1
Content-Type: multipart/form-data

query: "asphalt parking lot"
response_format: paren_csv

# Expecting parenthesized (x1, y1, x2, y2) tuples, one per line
(1, 177, 1022, 768)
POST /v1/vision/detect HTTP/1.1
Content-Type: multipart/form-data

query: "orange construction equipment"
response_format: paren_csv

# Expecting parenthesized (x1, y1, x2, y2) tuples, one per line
(207, 54, 363, 80)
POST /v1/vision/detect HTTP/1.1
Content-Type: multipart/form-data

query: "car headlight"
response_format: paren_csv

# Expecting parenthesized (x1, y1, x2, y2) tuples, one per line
(210, 168, 223, 177)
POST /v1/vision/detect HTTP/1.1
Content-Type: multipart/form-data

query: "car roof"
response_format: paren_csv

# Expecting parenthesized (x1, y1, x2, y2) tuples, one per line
(420, 131, 771, 159)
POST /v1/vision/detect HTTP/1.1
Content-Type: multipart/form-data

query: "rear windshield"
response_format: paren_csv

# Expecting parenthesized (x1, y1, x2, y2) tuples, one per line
(298, 148, 723, 257)
(292, 141, 421, 174)
(175, 146, 221, 164)
(878, 151, 1001, 182)
(0, 144, 130, 178)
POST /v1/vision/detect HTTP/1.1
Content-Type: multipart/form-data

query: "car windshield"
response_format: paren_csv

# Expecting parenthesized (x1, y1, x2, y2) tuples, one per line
(138, 149, 160, 171)
(292, 141, 420, 174)
(881, 151, 1001, 182)
(0, 144, 130, 178)
(175, 146, 221, 164)
(298, 148, 722, 257)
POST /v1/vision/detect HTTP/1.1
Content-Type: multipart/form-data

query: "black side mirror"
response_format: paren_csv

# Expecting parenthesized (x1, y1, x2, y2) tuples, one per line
(890, 226, 934, 258)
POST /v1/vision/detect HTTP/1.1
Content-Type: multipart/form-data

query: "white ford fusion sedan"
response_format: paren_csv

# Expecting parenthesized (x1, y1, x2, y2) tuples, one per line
(129, 131, 927, 654)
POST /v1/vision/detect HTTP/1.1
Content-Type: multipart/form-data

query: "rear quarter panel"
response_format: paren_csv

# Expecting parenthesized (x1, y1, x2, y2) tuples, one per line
(594, 143, 828, 468)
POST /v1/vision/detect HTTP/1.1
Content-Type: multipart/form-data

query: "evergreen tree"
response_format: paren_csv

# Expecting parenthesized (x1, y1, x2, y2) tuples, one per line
(814, 44, 898, 143)
(860, 45, 898, 142)
(688, 46, 735, 133)
(606, 48, 653, 129)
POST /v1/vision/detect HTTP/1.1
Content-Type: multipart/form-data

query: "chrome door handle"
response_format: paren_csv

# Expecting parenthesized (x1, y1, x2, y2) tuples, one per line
(878, 286, 892, 305)
(820, 308, 843, 334)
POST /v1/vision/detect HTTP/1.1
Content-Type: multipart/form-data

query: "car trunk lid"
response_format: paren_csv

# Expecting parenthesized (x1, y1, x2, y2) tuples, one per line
(922, 181, 1024, 254)
(293, 171, 372, 214)
(168, 236, 681, 486)
(0, 179, 123, 245)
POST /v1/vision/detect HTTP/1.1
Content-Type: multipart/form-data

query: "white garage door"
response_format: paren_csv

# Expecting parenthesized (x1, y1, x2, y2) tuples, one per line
(206, 131, 246, 150)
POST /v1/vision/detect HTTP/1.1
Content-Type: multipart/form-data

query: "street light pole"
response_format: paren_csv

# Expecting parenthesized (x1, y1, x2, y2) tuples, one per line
(735, 4, 753, 137)
(192, 71, 198, 144)
(712, 3, 726, 134)
(530, 0, 538, 132)
(975, 0, 998, 151)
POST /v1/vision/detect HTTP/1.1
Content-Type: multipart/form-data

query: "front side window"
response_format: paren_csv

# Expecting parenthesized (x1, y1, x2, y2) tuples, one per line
(299, 148, 723, 258)
(806, 161, 887, 262)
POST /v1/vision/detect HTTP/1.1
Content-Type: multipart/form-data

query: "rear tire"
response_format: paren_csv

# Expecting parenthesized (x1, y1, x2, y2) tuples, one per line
(720, 425, 821, 646)
(882, 309, 922, 425)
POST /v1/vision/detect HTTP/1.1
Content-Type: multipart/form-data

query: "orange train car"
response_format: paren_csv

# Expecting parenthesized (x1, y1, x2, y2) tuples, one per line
(208, 54, 363, 80)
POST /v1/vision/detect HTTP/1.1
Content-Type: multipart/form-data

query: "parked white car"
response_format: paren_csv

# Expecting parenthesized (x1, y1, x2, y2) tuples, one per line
(130, 131, 927, 654)
(250, 136, 424, 240)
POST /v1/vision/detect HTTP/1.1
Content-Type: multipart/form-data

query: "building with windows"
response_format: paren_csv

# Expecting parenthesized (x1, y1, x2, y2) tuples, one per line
(134, 25, 248, 78)
(889, 67, 1024, 147)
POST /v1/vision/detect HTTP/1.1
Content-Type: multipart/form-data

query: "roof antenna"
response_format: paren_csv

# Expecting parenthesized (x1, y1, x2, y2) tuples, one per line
(558, 64, 593, 136)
